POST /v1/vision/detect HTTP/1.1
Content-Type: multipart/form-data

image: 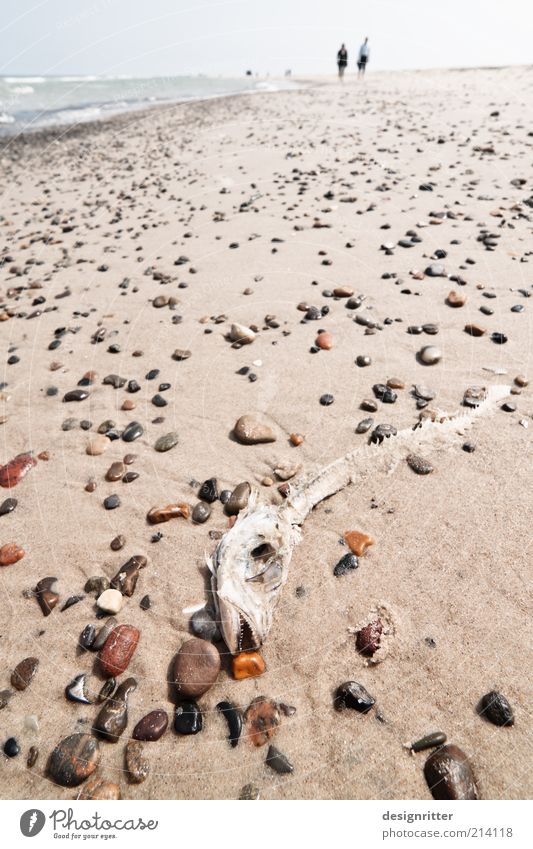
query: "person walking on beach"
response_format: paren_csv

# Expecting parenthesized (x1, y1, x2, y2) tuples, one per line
(357, 37, 370, 77)
(337, 44, 348, 80)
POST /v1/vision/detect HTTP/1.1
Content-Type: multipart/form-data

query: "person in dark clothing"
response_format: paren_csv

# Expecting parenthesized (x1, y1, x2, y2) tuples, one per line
(357, 37, 370, 77)
(337, 44, 348, 80)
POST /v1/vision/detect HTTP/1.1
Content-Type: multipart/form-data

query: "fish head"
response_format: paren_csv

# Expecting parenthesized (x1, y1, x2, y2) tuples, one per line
(211, 500, 299, 654)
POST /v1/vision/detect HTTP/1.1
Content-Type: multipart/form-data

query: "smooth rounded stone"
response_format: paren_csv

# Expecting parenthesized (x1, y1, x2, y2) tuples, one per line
(98, 420, 116, 434)
(93, 677, 137, 743)
(407, 325, 423, 335)
(480, 304, 494, 316)
(361, 398, 378, 413)
(233, 415, 276, 445)
(491, 332, 508, 344)
(151, 393, 167, 408)
(173, 637, 221, 698)
(217, 701, 243, 748)
(103, 494, 121, 510)
(27, 745, 39, 768)
(99, 624, 140, 677)
(333, 286, 354, 297)
(123, 453, 137, 465)
(478, 691, 514, 727)
(414, 384, 436, 401)
(501, 400, 516, 413)
(425, 263, 446, 277)
(424, 744, 478, 800)
(174, 700, 203, 735)
(266, 745, 293, 775)
(419, 345, 442, 365)
(192, 502, 211, 523)
(356, 417, 374, 434)
(334, 681, 375, 713)
(356, 619, 383, 656)
(85, 576, 110, 596)
(406, 454, 434, 475)
(106, 461, 125, 482)
(62, 594, 85, 613)
(190, 607, 221, 642)
(63, 389, 89, 402)
(464, 323, 486, 337)
(230, 323, 256, 344)
(411, 732, 447, 752)
(447, 290, 467, 307)
(0, 542, 25, 566)
(11, 657, 39, 691)
(102, 374, 126, 389)
(463, 441, 476, 453)
(463, 386, 486, 408)
(78, 775, 121, 800)
(98, 678, 116, 703)
(344, 530, 374, 556)
(373, 384, 397, 404)
(225, 481, 251, 515)
(86, 435, 110, 456)
(122, 399, 136, 411)
(0, 689, 14, 709)
(387, 377, 405, 390)
(153, 295, 169, 308)
(140, 595, 151, 610)
(4, 737, 20, 758)
(133, 709, 169, 741)
(244, 697, 281, 746)
(319, 393, 334, 406)
(198, 477, 218, 503)
(122, 421, 144, 443)
(0, 452, 37, 488)
(110, 534, 126, 551)
(97, 588, 124, 614)
(316, 331, 333, 350)
(422, 323, 439, 335)
(65, 673, 91, 705)
(61, 416, 79, 431)
(514, 374, 529, 388)
(126, 740, 149, 783)
(172, 349, 191, 361)
(511, 304, 525, 313)
(154, 431, 179, 452)
(86, 478, 97, 492)
(110, 554, 147, 597)
(232, 651, 266, 680)
(334, 553, 359, 577)
(0, 497, 17, 516)
(123, 471, 139, 484)
(35, 576, 59, 616)
(47, 733, 100, 787)
(147, 503, 189, 524)
(79, 624, 96, 651)
(239, 783, 260, 800)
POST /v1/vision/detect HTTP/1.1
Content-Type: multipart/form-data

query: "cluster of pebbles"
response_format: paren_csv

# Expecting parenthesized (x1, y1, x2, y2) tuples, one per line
(0, 69, 531, 800)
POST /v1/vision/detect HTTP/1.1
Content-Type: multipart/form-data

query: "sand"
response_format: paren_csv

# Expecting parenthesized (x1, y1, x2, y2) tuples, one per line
(0, 66, 531, 800)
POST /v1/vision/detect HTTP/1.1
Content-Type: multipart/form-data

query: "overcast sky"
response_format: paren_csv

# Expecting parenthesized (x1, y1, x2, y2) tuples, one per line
(2, 0, 532, 77)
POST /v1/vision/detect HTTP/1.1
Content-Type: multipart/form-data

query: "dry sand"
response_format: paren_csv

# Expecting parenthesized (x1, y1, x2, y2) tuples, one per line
(0, 66, 532, 800)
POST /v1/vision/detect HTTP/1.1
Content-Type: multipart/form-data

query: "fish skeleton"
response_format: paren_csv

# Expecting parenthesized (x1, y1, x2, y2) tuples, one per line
(210, 385, 510, 655)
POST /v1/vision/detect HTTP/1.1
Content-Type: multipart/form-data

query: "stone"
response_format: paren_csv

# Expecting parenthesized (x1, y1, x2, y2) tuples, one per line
(316, 331, 333, 350)
(140, 595, 151, 610)
(447, 290, 467, 307)
(424, 744, 478, 800)
(122, 471, 139, 483)
(93, 677, 137, 742)
(356, 417, 374, 434)
(174, 701, 203, 735)
(147, 503, 189, 524)
(63, 389, 89, 402)
(406, 454, 434, 475)
(133, 709, 169, 741)
(419, 345, 442, 365)
(217, 701, 243, 747)
(266, 745, 293, 775)
(126, 740, 149, 783)
(110, 535, 126, 551)
(152, 394, 167, 407)
(172, 638, 221, 698)
(478, 691, 514, 727)
(334, 681, 375, 713)
(110, 555, 147, 596)
(387, 377, 405, 390)
(86, 435, 110, 456)
(190, 607, 221, 642)
(79, 624, 96, 651)
(0, 497, 17, 516)
(290, 433, 304, 446)
(96, 588, 124, 614)
(122, 422, 143, 442)
(344, 531, 374, 556)
(514, 374, 528, 388)
(361, 399, 378, 412)
(373, 384, 397, 404)
(333, 286, 354, 297)
(4, 737, 20, 757)
(370, 423, 398, 444)
(230, 323, 255, 344)
(98, 678, 116, 703)
(0, 452, 37, 488)
(491, 332, 507, 344)
(244, 697, 281, 746)
(99, 624, 140, 677)
(411, 732, 447, 752)
(199, 478, 218, 502)
(239, 784, 260, 800)
(233, 415, 276, 445)
(35, 576, 59, 616)
(0, 542, 25, 565)
(463, 386, 486, 408)
(356, 355, 372, 367)
(123, 453, 137, 465)
(356, 619, 383, 656)
(27, 746, 39, 768)
(103, 494, 121, 510)
(85, 576, 110, 595)
(232, 651, 266, 680)
(0, 689, 13, 709)
(78, 776, 121, 800)
(105, 462, 125, 482)
(334, 553, 359, 577)
(319, 393, 334, 406)
(122, 400, 135, 411)
(225, 481, 251, 515)
(172, 349, 191, 361)
(464, 323, 486, 337)
(65, 673, 92, 704)
(154, 432, 179, 452)
(425, 263, 446, 277)
(47, 733, 100, 787)
(192, 502, 211, 523)
(11, 657, 39, 691)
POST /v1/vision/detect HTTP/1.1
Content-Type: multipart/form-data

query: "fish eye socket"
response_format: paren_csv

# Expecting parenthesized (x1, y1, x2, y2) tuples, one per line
(251, 542, 277, 562)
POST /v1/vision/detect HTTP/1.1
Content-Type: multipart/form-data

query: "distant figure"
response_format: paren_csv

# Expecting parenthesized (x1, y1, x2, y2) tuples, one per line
(357, 37, 370, 77)
(337, 44, 348, 80)
(245, 69, 252, 76)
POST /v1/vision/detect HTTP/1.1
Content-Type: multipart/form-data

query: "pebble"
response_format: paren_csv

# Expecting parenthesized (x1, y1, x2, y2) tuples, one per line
(334, 681, 376, 713)
(464, 323, 486, 337)
(217, 701, 243, 747)
(140, 595, 151, 610)
(172, 349, 192, 361)
(27, 746, 39, 768)
(190, 607, 221, 642)
(230, 323, 256, 344)
(174, 701, 203, 735)
(0, 497, 17, 516)
(133, 709, 169, 741)
(147, 503, 190, 523)
(122, 471, 139, 483)
(232, 651, 266, 680)
(373, 384, 397, 404)
(99, 624, 140, 677)
(419, 345, 442, 365)
(245, 697, 281, 746)
(239, 784, 260, 800)
(356, 355, 372, 367)
(110, 554, 147, 596)
(225, 481, 251, 515)
(47, 733, 100, 787)
(110, 534, 126, 551)
(85, 576, 110, 596)
(356, 619, 383, 656)
(0, 542, 25, 566)
(233, 414, 276, 444)
(63, 389, 89, 402)
(406, 454, 434, 475)
(334, 553, 359, 576)
(126, 740, 149, 783)
(93, 677, 137, 742)
(425, 263, 446, 277)
(0, 452, 37, 488)
(65, 673, 91, 704)
(478, 691, 514, 727)
(463, 441, 476, 453)
(0, 689, 14, 709)
(316, 331, 333, 350)
(387, 377, 405, 390)
(35, 576, 59, 616)
(199, 477, 218, 502)
(501, 401, 516, 413)
(344, 530, 374, 556)
(123, 453, 137, 464)
(173, 638, 221, 698)
(411, 731, 447, 752)
(290, 432, 304, 446)
(356, 417, 374, 434)
(97, 588, 124, 614)
(361, 399, 378, 412)
(514, 374, 528, 387)
(463, 386, 486, 408)
(334, 286, 354, 297)
(447, 290, 467, 307)
(98, 678, 116, 703)
(4, 737, 20, 758)
(154, 431, 179, 451)
(319, 393, 334, 406)
(192, 502, 211, 523)
(86, 435, 110, 456)
(79, 624, 96, 651)
(424, 744, 478, 800)
(122, 421, 144, 442)
(491, 332, 507, 344)
(78, 776, 121, 800)
(266, 745, 293, 775)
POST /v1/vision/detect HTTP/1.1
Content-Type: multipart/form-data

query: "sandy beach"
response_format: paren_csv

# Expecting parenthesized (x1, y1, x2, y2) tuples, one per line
(0, 66, 532, 800)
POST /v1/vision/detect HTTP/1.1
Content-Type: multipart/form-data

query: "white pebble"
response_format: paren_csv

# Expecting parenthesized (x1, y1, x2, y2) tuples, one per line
(97, 588, 124, 614)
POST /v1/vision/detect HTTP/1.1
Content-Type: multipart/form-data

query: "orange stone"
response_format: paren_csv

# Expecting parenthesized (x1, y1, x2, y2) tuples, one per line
(0, 543, 25, 566)
(244, 697, 280, 746)
(344, 530, 374, 557)
(232, 651, 266, 680)
(122, 400, 136, 411)
(316, 331, 333, 350)
(99, 624, 140, 677)
(290, 433, 304, 446)
(147, 503, 190, 524)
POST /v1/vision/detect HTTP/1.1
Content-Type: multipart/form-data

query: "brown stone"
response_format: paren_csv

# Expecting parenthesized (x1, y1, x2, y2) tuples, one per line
(0, 452, 37, 488)
(121, 400, 136, 411)
(110, 555, 147, 596)
(316, 331, 333, 350)
(0, 542, 25, 566)
(47, 733, 100, 787)
(105, 462, 125, 482)
(290, 433, 304, 446)
(147, 503, 190, 524)
(514, 374, 529, 387)
(387, 377, 405, 390)
(132, 709, 169, 741)
(244, 697, 280, 746)
(86, 435, 110, 456)
(233, 414, 276, 445)
(99, 624, 140, 677)
(333, 286, 354, 297)
(464, 323, 486, 337)
(232, 651, 266, 680)
(93, 678, 137, 743)
(344, 530, 374, 556)
(126, 740, 149, 783)
(11, 657, 39, 691)
(35, 576, 59, 616)
(173, 638, 221, 698)
(424, 744, 478, 800)
(78, 775, 121, 800)
(447, 290, 467, 307)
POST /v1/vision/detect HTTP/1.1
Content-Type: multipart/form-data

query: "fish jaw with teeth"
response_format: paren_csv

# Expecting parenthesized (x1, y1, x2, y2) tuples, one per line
(210, 496, 300, 655)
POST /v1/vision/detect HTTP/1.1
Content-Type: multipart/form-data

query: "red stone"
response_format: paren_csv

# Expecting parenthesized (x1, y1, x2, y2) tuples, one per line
(356, 619, 383, 656)
(0, 453, 37, 488)
(0, 542, 25, 566)
(99, 624, 140, 677)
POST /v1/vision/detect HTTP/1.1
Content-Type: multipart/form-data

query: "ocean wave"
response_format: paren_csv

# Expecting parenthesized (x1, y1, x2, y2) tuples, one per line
(0, 112, 15, 124)
(12, 86, 34, 94)
(4, 76, 45, 84)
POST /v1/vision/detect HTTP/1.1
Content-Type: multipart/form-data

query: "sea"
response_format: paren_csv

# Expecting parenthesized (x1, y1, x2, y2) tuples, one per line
(0, 74, 296, 136)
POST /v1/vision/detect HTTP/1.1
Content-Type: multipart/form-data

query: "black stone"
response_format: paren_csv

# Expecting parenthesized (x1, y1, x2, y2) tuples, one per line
(4, 737, 20, 757)
(266, 745, 293, 774)
(122, 421, 143, 442)
(334, 681, 375, 713)
(478, 691, 514, 727)
(63, 389, 89, 402)
(334, 553, 359, 577)
(216, 701, 242, 747)
(79, 624, 96, 651)
(103, 494, 120, 510)
(198, 478, 218, 503)
(0, 498, 17, 516)
(373, 384, 397, 403)
(174, 701, 203, 735)
(320, 394, 334, 406)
